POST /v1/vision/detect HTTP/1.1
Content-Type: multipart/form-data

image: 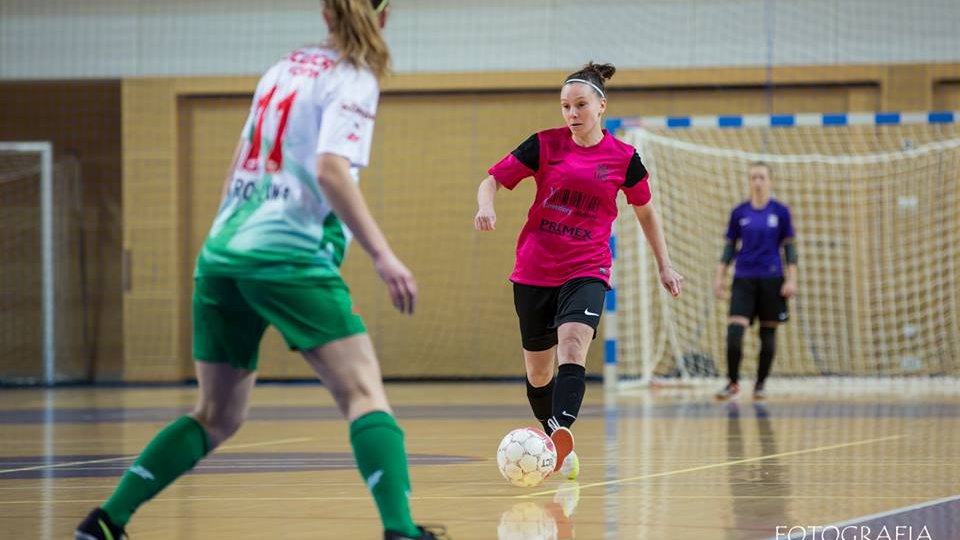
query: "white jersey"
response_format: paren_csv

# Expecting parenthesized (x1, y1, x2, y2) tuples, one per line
(196, 45, 379, 279)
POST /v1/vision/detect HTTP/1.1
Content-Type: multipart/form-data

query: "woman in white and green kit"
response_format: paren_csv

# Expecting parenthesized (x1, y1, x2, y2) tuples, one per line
(75, 2, 445, 539)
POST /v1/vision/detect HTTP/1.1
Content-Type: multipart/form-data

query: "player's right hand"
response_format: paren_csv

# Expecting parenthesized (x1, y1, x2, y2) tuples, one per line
(713, 278, 726, 299)
(374, 252, 417, 314)
(475, 205, 496, 231)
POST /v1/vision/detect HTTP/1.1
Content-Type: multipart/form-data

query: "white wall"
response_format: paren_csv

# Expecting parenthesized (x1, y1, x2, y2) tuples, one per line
(2, 0, 959, 79)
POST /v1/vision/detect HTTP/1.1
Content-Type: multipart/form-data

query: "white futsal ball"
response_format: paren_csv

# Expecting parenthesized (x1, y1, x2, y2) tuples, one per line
(497, 502, 558, 540)
(496, 427, 557, 487)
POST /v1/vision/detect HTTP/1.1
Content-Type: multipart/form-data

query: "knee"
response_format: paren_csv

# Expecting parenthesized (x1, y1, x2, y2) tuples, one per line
(557, 334, 588, 365)
(759, 326, 777, 352)
(192, 405, 247, 445)
(727, 324, 745, 350)
(327, 377, 391, 421)
(526, 368, 553, 387)
(327, 376, 377, 407)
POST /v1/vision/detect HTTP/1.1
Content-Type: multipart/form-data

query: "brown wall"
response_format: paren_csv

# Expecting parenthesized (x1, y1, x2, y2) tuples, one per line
(119, 63, 958, 381)
(0, 80, 123, 382)
(934, 81, 960, 110)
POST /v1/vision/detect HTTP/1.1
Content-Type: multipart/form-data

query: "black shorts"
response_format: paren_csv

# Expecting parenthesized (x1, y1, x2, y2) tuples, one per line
(513, 277, 607, 351)
(730, 277, 789, 324)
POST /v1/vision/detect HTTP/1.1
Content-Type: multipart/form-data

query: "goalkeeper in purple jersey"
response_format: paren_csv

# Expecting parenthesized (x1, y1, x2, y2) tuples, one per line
(713, 162, 797, 401)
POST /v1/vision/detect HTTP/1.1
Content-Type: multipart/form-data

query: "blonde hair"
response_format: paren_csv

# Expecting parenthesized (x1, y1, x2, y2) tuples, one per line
(325, 0, 392, 81)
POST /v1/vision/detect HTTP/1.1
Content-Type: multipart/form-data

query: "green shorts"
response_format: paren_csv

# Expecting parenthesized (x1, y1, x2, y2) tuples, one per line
(192, 275, 367, 371)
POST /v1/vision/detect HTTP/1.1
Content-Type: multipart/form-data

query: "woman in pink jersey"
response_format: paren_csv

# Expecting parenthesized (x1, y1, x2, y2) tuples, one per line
(474, 62, 683, 478)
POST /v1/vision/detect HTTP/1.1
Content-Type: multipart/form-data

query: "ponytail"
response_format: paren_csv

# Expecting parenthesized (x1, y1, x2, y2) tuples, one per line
(325, 0, 391, 81)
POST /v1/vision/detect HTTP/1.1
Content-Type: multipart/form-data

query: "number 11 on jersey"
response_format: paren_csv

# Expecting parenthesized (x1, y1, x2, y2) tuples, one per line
(242, 85, 298, 173)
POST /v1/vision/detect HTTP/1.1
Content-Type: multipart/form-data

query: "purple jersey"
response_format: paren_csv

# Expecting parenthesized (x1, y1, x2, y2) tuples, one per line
(725, 199, 794, 279)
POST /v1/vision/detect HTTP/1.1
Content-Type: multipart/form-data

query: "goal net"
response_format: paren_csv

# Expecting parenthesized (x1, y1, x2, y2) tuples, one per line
(0, 144, 89, 384)
(607, 113, 960, 393)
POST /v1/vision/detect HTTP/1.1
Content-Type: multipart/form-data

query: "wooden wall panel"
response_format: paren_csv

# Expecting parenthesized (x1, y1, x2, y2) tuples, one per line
(883, 65, 933, 111)
(0, 80, 123, 381)
(121, 63, 957, 381)
(934, 80, 960, 110)
(122, 79, 183, 381)
(170, 83, 880, 378)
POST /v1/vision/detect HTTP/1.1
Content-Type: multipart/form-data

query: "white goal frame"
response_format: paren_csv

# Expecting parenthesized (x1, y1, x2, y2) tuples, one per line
(602, 111, 960, 393)
(0, 141, 55, 385)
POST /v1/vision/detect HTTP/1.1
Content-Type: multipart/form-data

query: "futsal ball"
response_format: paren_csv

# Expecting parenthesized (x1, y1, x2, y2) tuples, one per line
(497, 502, 558, 540)
(496, 427, 557, 487)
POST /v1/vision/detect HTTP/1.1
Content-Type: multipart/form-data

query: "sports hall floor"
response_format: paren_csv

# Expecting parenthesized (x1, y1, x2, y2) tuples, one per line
(1, 382, 958, 539)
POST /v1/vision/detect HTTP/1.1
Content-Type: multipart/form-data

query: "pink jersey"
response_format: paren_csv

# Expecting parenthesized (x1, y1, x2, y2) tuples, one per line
(489, 127, 651, 287)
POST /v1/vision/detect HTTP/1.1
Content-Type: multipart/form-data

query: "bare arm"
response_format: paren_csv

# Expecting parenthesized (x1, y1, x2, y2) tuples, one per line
(781, 239, 798, 298)
(782, 263, 798, 297)
(316, 153, 417, 314)
(714, 263, 731, 298)
(714, 240, 735, 298)
(475, 175, 501, 231)
(632, 203, 683, 297)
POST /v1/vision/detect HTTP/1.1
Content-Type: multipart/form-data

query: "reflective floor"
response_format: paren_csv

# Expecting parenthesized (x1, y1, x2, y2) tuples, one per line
(1, 383, 958, 539)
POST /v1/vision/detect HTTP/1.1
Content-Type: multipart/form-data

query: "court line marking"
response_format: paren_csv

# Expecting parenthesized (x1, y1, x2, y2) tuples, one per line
(517, 434, 905, 498)
(766, 493, 960, 540)
(0, 494, 946, 506)
(0, 437, 315, 476)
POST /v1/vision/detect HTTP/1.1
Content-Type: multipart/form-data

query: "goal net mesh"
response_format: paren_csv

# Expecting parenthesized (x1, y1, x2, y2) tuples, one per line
(613, 122, 960, 388)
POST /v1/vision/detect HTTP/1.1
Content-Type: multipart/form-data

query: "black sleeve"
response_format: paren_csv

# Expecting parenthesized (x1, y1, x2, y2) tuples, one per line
(510, 133, 540, 172)
(623, 150, 647, 187)
(624, 151, 648, 188)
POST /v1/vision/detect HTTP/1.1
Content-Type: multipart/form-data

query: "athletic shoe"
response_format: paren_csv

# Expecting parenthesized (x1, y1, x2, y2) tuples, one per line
(559, 450, 579, 481)
(553, 480, 581, 518)
(384, 524, 449, 539)
(550, 426, 574, 473)
(715, 382, 740, 401)
(74, 508, 126, 540)
(753, 382, 767, 400)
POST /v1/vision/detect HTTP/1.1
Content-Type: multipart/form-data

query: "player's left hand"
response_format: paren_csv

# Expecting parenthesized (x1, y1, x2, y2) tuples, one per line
(660, 266, 683, 297)
(374, 252, 418, 314)
(781, 279, 797, 298)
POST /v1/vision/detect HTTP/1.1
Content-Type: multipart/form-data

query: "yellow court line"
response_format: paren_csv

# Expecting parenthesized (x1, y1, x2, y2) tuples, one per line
(1, 493, 942, 506)
(0, 437, 316, 475)
(217, 437, 316, 451)
(0, 495, 519, 505)
(518, 434, 905, 499)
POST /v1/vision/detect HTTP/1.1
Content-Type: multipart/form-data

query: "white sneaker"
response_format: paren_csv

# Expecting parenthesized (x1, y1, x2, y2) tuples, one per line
(559, 450, 579, 480)
(715, 382, 741, 401)
(553, 479, 580, 518)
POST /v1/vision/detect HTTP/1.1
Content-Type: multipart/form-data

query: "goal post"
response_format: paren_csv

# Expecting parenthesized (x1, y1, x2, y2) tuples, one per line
(604, 112, 960, 394)
(0, 141, 55, 385)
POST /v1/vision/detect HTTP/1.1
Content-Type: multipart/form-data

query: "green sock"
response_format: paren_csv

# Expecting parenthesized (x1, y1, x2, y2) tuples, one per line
(350, 411, 420, 538)
(102, 415, 211, 526)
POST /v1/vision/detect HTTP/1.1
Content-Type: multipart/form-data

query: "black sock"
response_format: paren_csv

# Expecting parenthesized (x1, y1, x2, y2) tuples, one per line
(526, 378, 555, 434)
(550, 363, 586, 430)
(726, 324, 745, 384)
(757, 327, 777, 385)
